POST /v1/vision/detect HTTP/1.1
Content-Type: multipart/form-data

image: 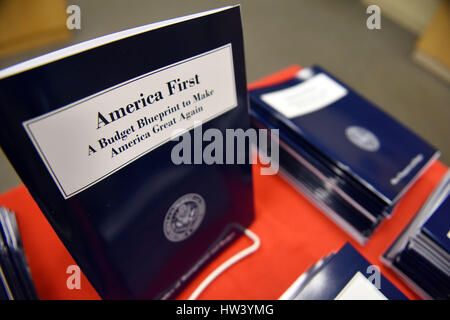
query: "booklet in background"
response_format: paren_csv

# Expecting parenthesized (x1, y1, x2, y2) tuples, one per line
(249, 65, 439, 243)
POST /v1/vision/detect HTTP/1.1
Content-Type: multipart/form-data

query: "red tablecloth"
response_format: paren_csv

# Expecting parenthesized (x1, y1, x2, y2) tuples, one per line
(0, 65, 446, 300)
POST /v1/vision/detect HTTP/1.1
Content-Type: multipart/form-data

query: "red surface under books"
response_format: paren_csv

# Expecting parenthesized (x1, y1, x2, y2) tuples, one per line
(0, 65, 447, 300)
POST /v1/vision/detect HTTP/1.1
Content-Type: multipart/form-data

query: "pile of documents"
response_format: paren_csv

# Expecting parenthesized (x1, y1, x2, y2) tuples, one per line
(249, 66, 439, 244)
(384, 170, 449, 299)
(0, 207, 38, 300)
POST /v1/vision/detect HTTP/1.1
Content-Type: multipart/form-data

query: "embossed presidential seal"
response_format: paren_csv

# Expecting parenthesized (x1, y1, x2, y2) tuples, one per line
(163, 193, 206, 242)
(345, 126, 380, 152)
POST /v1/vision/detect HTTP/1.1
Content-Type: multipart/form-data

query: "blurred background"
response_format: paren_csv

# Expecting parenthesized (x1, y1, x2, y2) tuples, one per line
(0, 0, 449, 193)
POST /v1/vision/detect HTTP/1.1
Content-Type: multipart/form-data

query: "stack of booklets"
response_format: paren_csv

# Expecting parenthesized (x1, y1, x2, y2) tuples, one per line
(249, 66, 440, 244)
(279, 243, 407, 300)
(0, 207, 38, 300)
(383, 170, 449, 300)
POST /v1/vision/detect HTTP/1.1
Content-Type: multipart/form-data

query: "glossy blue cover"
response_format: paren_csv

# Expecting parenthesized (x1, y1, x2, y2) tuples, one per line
(0, 7, 254, 299)
(296, 243, 407, 300)
(249, 66, 439, 204)
(251, 107, 388, 218)
(422, 195, 450, 254)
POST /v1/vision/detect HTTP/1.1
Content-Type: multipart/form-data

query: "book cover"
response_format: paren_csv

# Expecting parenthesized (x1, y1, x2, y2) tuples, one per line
(281, 243, 407, 300)
(0, 6, 254, 299)
(383, 170, 449, 299)
(422, 195, 450, 254)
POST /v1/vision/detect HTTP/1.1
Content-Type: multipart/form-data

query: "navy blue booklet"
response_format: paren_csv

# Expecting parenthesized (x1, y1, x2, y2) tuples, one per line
(249, 65, 439, 243)
(250, 65, 439, 208)
(0, 6, 254, 299)
(384, 170, 449, 300)
(280, 243, 407, 300)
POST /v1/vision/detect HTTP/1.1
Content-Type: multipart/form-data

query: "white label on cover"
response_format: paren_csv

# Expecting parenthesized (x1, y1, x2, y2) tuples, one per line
(334, 272, 387, 300)
(23, 44, 237, 199)
(260, 73, 347, 118)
